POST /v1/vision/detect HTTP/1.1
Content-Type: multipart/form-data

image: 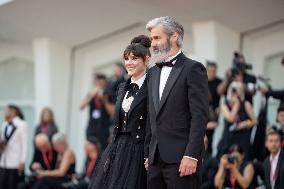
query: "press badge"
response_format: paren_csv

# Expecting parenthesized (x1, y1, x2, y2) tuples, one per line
(92, 110, 101, 119)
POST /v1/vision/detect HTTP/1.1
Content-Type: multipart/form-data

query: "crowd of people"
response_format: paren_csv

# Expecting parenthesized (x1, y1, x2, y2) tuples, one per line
(202, 53, 284, 189)
(0, 16, 284, 189)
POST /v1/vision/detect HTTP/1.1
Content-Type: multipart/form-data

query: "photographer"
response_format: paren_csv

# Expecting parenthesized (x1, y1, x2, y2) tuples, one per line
(218, 81, 257, 158)
(218, 52, 257, 105)
(207, 61, 222, 154)
(260, 58, 284, 107)
(214, 145, 255, 189)
(80, 73, 113, 150)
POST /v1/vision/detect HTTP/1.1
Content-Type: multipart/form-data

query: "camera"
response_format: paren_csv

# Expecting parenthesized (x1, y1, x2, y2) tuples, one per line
(233, 52, 253, 71)
(228, 155, 237, 164)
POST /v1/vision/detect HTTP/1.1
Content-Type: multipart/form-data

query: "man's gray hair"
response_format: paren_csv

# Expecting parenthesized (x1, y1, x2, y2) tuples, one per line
(146, 16, 184, 47)
(52, 132, 67, 143)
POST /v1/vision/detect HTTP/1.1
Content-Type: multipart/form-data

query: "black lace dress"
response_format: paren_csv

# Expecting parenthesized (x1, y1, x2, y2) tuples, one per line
(88, 81, 147, 189)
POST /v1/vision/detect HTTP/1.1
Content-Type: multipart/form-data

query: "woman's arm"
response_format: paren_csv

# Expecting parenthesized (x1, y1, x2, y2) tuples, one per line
(221, 102, 240, 123)
(214, 155, 227, 189)
(39, 150, 75, 177)
(217, 78, 229, 96)
(237, 101, 257, 130)
(233, 163, 254, 189)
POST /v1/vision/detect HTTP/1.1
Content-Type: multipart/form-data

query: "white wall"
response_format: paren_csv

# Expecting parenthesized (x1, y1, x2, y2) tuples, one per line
(0, 40, 33, 62)
(192, 21, 240, 77)
(241, 25, 284, 122)
(33, 38, 71, 133)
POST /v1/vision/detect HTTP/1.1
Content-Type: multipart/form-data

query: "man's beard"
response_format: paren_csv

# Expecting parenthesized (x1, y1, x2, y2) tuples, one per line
(150, 38, 171, 64)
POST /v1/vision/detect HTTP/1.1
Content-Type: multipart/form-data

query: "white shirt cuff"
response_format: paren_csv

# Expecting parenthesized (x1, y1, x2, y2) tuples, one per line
(184, 156, 198, 162)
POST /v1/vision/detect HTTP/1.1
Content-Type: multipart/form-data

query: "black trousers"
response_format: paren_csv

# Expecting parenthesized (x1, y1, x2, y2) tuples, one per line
(147, 149, 201, 189)
(0, 168, 19, 189)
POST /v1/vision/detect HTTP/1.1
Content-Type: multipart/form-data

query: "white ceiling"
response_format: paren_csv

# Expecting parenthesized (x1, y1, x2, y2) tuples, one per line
(0, 0, 283, 46)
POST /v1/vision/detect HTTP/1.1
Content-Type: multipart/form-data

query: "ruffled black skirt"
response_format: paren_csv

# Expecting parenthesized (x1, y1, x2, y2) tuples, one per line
(88, 133, 146, 189)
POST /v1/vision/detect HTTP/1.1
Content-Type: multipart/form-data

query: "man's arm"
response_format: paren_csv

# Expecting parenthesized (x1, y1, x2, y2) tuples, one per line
(20, 122, 28, 172)
(144, 74, 152, 159)
(185, 62, 209, 159)
(267, 89, 284, 101)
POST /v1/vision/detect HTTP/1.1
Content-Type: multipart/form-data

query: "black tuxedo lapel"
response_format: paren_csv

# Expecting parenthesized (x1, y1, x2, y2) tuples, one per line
(275, 151, 284, 185)
(157, 54, 185, 115)
(114, 82, 127, 126)
(128, 79, 147, 118)
(265, 159, 272, 188)
(152, 67, 161, 114)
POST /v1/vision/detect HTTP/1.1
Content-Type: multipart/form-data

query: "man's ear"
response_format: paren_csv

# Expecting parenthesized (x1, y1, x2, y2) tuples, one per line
(170, 32, 179, 44)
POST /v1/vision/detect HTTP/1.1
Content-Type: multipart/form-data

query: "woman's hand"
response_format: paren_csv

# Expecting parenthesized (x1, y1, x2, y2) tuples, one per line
(237, 121, 248, 130)
(220, 155, 228, 168)
(144, 158, 149, 171)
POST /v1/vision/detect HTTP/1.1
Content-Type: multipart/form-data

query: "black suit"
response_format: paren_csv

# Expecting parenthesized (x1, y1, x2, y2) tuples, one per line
(264, 150, 284, 189)
(145, 52, 209, 189)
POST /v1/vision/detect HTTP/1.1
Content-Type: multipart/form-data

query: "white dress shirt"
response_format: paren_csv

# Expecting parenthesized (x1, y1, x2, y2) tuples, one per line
(122, 74, 146, 113)
(269, 149, 280, 189)
(158, 51, 198, 162)
(131, 74, 146, 89)
(159, 51, 181, 100)
(0, 117, 28, 169)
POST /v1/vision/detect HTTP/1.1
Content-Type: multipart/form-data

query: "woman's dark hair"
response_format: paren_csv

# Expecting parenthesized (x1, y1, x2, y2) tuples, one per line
(228, 144, 245, 155)
(7, 104, 24, 120)
(40, 107, 55, 126)
(123, 35, 151, 61)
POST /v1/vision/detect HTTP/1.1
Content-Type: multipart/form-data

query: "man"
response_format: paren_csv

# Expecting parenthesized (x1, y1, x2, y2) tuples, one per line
(0, 105, 28, 189)
(18, 134, 58, 189)
(206, 61, 222, 154)
(218, 52, 257, 105)
(144, 16, 209, 189)
(31, 133, 57, 172)
(80, 73, 112, 149)
(264, 131, 284, 189)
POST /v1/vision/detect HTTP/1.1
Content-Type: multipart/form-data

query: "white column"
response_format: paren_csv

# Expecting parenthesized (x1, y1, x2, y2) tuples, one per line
(192, 21, 240, 156)
(33, 38, 71, 133)
(192, 21, 240, 76)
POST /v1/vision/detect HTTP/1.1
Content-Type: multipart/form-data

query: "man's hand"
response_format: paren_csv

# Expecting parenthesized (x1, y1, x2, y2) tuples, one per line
(179, 157, 197, 177)
(144, 158, 149, 171)
(18, 163, 25, 173)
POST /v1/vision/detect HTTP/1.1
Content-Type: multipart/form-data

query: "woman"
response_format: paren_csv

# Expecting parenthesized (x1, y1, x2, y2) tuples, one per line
(33, 132, 76, 189)
(214, 145, 255, 189)
(35, 107, 58, 140)
(88, 35, 150, 189)
(218, 81, 257, 159)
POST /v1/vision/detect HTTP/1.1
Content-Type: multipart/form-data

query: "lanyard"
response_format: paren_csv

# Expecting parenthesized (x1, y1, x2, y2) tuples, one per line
(42, 149, 53, 170)
(86, 157, 97, 177)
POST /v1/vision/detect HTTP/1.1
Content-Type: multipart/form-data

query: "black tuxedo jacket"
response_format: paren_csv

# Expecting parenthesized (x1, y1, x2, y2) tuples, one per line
(145, 52, 209, 164)
(264, 150, 284, 189)
(112, 78, 148, 144)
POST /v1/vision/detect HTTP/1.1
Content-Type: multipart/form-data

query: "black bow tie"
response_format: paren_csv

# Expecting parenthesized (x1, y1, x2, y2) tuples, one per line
(126, 83, 139, 98)
(155, 57, 178, 68)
